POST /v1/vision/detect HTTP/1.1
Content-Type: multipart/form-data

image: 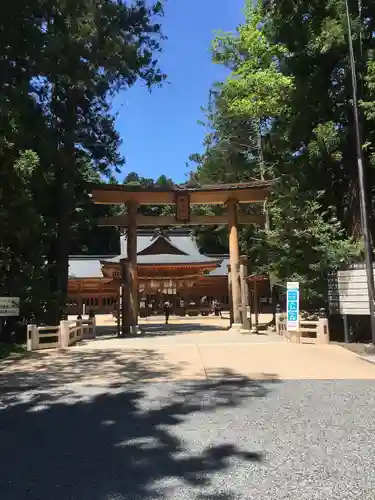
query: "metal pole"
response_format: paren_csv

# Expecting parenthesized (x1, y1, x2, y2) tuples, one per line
(254, 280, 259, 332)
(258, 120, 270, 232)
(248, 281, 253, 331)
(345, 0, 375, 344)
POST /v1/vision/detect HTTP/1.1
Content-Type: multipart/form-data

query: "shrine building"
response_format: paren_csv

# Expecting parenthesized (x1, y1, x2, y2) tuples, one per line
(67, 228, 237, 316)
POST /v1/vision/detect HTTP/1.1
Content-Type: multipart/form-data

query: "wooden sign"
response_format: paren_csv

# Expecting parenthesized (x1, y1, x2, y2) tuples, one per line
(328, 266, 373, 315)
(175, 191, 190, 223)
(0, 297, 20, 317)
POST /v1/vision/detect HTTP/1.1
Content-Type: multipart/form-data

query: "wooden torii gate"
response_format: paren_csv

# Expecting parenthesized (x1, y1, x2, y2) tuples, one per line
(89, 180, 271, 334)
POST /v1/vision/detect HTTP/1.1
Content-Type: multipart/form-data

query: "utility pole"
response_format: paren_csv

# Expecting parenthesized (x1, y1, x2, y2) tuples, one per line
(257, 120, 270, 232)
(345, 0, 375, 344)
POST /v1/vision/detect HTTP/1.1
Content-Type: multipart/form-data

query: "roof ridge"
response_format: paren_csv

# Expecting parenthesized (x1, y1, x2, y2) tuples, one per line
(206, 254, 230, 258)
(69, 255, 117, 259)
(141, 233, 189, 256)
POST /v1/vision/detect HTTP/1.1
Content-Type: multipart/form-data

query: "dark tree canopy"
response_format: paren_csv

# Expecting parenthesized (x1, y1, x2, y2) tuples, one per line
(0, 0, 165, 326)
(189, 0, 374, 303)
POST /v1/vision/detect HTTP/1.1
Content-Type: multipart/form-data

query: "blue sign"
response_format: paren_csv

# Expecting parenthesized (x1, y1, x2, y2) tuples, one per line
(288, 311, 298, 322)
(288, 301, 297, 311)
(286, 282, 300, 331)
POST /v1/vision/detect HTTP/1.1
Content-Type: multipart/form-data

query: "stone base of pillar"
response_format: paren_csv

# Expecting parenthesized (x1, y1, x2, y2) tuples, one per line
(238, 327, 259, 334)
(364, 344, 375, 354)
(241, 316, 250, 331)
(130, 324, 143, 335)
(120, 326, 130, 337)
(228, 323, 243, 332)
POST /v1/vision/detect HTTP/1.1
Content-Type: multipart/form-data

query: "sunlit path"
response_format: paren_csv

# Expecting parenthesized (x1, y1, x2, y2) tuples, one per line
(2, 316, 375, 389)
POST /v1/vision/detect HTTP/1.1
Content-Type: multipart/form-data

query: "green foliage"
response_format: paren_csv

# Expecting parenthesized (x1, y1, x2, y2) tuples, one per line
(308, 122, 342, 162)
(266, 183, 362, 303)
(213, 2, 294, 120)
(0, 0, 165, 325)
(122, 172, 175, 217)
(362, 59, 375, 166)
(0, 150, 51, 319)
(191, 205, 229, 254)
(364, 60, 375, 120)
(190, 0, 372, 306)
(70, 165, 120, 256)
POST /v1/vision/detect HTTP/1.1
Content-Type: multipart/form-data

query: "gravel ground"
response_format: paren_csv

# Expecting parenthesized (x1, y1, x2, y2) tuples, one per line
(1, 379, 375, 500)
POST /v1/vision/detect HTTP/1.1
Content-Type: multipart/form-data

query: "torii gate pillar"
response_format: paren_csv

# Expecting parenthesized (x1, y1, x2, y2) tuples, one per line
(127, 200, 139, 332)
(227, 199, 242, 330)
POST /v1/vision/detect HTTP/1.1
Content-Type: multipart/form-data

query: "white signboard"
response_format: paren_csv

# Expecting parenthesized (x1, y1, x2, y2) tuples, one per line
(328, 267, 375, 315)
(0, 297, 20, 317)
(287, 282, 300, 331)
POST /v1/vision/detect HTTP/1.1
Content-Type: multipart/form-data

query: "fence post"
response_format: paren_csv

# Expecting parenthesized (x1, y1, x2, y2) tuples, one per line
(76, 319, 82, 340)
(91, 318, 96, 339)
(27, 324, 38, 351)
(60, 320, 70, 348)
(275, 304, 282, 335)
(316, 309, 329, 344)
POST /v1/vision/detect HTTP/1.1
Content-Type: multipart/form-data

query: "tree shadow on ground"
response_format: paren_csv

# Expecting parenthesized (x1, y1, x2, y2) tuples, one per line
(91, 319, 229, 339)
(95, 325, 119, 337)
(0, 340, 278, 389)
(0, 370, 279, 500)
(0, 346, 198, 388)
(138, 321, 229, 337)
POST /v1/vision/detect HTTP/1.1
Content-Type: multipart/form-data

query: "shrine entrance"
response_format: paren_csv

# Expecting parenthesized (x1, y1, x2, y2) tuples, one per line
(89, 180, 271, 335)
(138, 278, 205, 317)
(140, 278, 180, 316)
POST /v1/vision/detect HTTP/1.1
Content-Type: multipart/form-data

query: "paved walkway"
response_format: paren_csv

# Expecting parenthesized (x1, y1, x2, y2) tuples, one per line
(1, 317, 375, 388)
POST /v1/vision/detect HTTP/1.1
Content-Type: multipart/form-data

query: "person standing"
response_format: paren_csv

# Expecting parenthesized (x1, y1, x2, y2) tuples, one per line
(112, 301, 118, 319)
(213, 300, 220, 316)
(163, 300, 171, 325)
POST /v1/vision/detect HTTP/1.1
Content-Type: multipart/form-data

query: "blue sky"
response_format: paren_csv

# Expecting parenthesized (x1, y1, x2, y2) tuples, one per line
(112, 0, 245, 183)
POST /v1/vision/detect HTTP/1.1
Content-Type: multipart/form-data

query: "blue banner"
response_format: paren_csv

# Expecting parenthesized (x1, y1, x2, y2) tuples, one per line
(286, 282, 300, 331)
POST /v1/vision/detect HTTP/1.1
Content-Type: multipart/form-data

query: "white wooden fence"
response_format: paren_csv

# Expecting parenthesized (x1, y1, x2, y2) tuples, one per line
(275, 313, 329, 344)
(27, 319, 96, 351)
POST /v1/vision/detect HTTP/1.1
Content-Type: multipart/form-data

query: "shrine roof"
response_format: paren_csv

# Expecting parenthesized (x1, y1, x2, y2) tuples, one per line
(120, 229, 208, 259)
(68, 230, 222, 274)
(105, 230, 222, 265)
(101, 254, 221, 266)
(207, 256, 230, 276)
(68, 253, 225, 277)
(69, 256, 116, 278)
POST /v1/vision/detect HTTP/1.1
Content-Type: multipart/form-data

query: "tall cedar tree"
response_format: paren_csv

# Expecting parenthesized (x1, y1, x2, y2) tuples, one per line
(0, 0, 165, 324)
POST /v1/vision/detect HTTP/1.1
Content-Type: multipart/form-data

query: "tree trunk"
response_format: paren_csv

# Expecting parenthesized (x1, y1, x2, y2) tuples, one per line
(55, 175, 74, 321)
(47, 88, 77, 324)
